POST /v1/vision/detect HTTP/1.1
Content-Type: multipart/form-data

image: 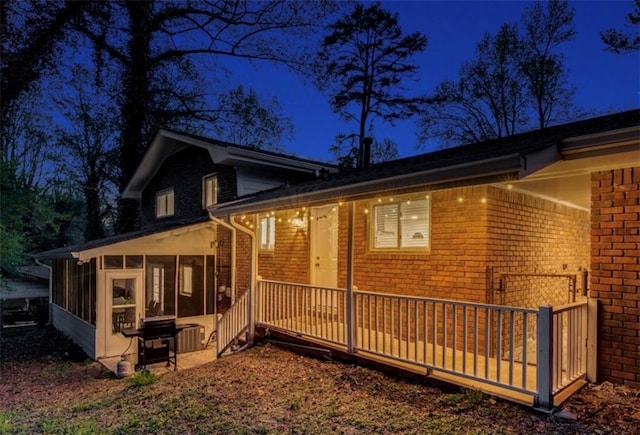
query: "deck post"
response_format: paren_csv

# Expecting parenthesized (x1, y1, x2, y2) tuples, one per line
(587, 298, 598, 383)
(346, 202, 355, 354)
(535, 304, 553, 411)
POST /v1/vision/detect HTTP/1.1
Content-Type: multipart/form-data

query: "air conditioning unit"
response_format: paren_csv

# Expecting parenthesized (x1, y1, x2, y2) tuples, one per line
(177, 324, 205, 353)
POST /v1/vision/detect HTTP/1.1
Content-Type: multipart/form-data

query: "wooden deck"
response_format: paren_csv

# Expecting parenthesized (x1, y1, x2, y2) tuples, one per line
(262, 315, 541, 406)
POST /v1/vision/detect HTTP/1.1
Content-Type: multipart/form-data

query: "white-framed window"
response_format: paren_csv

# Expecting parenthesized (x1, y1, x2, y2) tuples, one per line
(203, 174, 217, 209)
(179, 265, 193, 296)
(259, 216, 276, 250)
(372, 196, 430, 249)
(156, 188, 174, 218)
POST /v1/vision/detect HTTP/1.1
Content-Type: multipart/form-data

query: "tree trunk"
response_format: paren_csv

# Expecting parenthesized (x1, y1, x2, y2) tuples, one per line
(115, 1, 154, 234)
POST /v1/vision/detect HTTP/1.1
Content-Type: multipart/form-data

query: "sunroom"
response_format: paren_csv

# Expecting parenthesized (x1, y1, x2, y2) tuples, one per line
(36, 220, 224, 362)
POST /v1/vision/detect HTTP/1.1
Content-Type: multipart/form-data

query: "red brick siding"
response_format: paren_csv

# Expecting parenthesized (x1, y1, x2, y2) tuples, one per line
(258, 211, 310, 284)
(486, 186, 590, 301)
(590, 167, 640, 388)
(339, 186, 489, 304)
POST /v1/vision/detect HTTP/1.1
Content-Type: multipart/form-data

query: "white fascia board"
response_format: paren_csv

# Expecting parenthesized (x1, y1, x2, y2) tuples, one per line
(76, 222, 213, 261)
(225, 146, 331, 173)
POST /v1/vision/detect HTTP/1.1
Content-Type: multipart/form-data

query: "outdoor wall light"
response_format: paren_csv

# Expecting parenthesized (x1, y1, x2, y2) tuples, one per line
(291, 217, 306, 228)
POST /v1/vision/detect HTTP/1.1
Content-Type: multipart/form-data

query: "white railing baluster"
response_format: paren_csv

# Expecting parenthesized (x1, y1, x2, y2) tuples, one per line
(414, 301, 419, 363)
(432, 301, 437, 368)
(462, 306, 467, 374)
(423, 301, 428, 366)
(496, 310, 502, 383)
(484, 307, 490, 380)
(473, 306, 478, 377)
(522, 313, 528, 390)
(508, 311, 514, 386)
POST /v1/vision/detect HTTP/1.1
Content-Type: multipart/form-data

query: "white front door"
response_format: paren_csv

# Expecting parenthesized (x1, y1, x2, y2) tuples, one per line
(104, 270, 143, 357)
(310, 204, 338, 288)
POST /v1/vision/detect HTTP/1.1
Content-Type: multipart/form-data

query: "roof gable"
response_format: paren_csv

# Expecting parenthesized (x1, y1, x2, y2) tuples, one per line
(122, 129, 336, 199)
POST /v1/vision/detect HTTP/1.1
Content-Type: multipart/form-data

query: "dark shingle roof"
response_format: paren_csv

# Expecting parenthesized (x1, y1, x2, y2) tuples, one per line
(212, 110, 639, 214)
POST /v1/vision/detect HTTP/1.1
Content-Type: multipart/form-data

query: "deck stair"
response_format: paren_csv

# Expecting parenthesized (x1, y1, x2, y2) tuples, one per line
(216, 291, 249, 357)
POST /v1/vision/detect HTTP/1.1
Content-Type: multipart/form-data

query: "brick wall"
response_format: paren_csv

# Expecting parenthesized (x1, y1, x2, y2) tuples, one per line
(338, 186, 490, 303)
(590, 167, 640, 388)
(141, 146, 237, 228)
(251, 184, 589, 306)
(487, 186, 590, 302)
(257, 210, 311, 284)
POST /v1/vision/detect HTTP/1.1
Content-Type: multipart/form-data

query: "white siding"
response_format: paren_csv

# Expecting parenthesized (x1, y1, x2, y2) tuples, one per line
(236, 167, 285, 196)
(51, 304, 96, 359)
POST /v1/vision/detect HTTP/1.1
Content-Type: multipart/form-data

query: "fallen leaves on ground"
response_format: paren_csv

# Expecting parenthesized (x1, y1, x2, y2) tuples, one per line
(0, 327, 638, 434)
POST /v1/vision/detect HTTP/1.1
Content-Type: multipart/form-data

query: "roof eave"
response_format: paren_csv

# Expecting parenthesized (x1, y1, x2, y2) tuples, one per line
(211, 153, 526, 215)
(33, 251, 80, 261)
(561, 126, 639, 159)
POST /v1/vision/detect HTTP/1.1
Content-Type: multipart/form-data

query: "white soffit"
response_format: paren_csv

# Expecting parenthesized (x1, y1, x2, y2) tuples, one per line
(506, 139, 639, 210)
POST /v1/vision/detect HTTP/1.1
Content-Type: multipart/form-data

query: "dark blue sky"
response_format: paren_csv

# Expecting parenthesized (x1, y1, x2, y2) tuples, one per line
(219, 0, 639, 162)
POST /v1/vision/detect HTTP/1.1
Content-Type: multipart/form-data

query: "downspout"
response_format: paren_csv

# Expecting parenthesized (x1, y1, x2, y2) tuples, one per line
(229, 215, 257, 343)
(208, 213, 237, 311)
(208, 212, 257, 343)
(35, 259, 53, 326)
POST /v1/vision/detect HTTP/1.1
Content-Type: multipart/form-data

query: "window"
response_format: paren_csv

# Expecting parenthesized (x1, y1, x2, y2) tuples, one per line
(259, 216, 276, 250)
(203, 174, 218, 209)
(180, 265, 193, 296)
(156, 188, 174, 218)
(104, 255, 143, 269)
(372, 196, 430, 249)
(104, 255, 124, 269)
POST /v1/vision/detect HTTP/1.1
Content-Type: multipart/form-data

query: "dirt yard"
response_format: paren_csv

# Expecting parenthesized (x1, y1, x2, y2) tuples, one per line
(1, 327, 639, 434)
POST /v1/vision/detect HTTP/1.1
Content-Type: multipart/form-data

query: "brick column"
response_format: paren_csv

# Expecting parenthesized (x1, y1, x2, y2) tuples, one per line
(590, 167, 640, 389)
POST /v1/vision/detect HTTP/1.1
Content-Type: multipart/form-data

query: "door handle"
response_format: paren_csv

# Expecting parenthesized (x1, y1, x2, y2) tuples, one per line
(315, 263, 320, 267)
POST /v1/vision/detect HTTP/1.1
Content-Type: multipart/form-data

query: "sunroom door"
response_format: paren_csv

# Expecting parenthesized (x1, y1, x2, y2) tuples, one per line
(104, 270, 143, 357)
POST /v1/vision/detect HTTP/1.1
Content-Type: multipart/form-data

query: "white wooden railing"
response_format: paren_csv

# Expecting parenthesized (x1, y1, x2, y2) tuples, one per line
(255, 280, 592, 410)
(257, 280, 347, 346)
(354, 291, 538, 395)
(216, 290, 249, 356)
(536, 301, 590, 409)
